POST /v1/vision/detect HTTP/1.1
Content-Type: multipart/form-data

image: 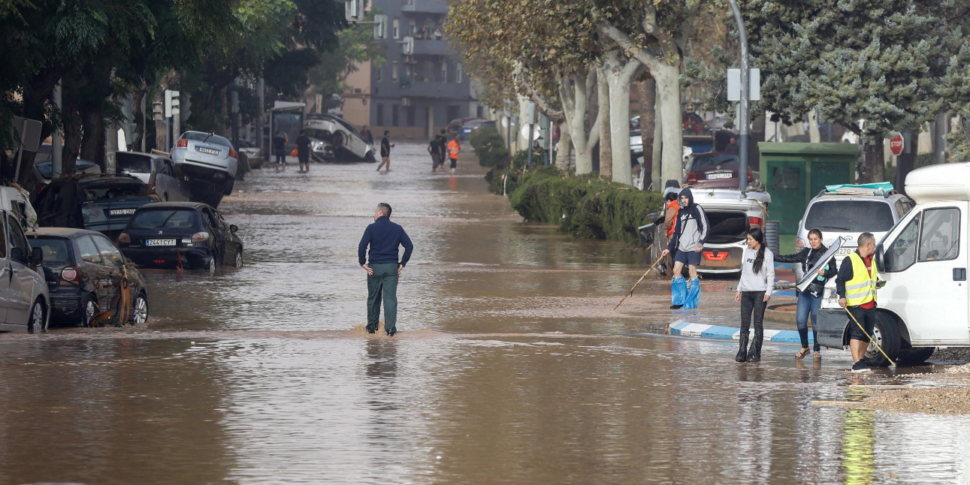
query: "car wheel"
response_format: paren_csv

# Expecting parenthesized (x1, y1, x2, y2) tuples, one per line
(164, 192, 169, 201)
(864, 312, 902, 367)
(365, 152, 377, 163)
(332, 132, 345, 147)
(131, 293, 149, 325)
(28, 299, 47, 332)
(234, 248, 243, 268)
(205, 257, 216, 275)
(223, 178, 235, 196)
(81, 296, 96, 328)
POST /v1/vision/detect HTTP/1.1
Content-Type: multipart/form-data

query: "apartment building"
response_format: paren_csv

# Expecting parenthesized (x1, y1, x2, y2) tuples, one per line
(341, 0, 481, 139)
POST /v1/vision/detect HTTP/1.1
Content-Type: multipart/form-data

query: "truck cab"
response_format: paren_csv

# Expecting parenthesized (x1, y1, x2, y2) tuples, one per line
(815, 163, 970, 365)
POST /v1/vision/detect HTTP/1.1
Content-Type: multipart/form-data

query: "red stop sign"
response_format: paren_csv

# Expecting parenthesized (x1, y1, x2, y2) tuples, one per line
(889, 133, 905, 156)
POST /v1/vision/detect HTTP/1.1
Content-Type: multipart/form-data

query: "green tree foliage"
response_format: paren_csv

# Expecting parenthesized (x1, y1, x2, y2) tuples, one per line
(468, 126, 508, 167)
(307, 9, 386, 105)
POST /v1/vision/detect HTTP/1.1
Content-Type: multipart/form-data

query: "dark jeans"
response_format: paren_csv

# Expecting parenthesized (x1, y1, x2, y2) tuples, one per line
(298, 152, 309, 164)
(449, 157, 457, 169)
(848, 305, 876, 343)
(367, 263, 400, 333)
(739, 291, 767, 359)
(275, 150, 286, 164)
(796, 290, 823, 351)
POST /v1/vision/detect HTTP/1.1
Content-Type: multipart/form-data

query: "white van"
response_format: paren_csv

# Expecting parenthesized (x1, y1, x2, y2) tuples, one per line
(816, 163, 970, 365)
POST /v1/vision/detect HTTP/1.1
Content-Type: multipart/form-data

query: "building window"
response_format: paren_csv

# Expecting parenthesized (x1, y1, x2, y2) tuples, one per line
(392, 61, 399, 82)
(456, 63, 463, 83)
(392, 18, 399, 39)
(440, 62, 448, 83)
(409, 19, 417, 36)
(392, 105, 399, 127)
(376, 104, 384, 126)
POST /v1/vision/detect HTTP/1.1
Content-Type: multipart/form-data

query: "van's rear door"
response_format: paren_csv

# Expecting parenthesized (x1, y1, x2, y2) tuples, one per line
(885, 201, 970, 345)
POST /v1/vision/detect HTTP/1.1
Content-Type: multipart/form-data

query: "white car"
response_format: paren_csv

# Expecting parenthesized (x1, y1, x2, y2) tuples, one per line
(116, 151, 192, 202)
(304, 115, 376, 162)
(0, 208, 50, 332)
(171, 131, 239, 195)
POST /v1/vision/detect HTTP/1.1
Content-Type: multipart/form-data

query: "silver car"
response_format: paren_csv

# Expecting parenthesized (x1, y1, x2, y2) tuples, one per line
(171, 131, 239, 195)
(116, 152, 192, 202)
(793, 187, 915, 280)
(0, 210, 50, 332)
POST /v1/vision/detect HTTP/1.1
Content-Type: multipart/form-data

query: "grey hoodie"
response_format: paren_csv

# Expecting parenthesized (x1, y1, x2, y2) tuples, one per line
(667, 188, 709, 253)
(737, 247, 775, 296)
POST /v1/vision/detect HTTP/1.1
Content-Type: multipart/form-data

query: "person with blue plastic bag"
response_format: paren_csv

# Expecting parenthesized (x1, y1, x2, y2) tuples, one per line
(774, 229, 837, 360)
(735, 228, 774, 363)
(660, 188, 709, 310)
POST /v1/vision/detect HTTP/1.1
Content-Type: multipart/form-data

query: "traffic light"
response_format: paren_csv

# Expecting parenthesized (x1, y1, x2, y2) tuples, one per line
(152, 101, 164, 121)
(164, 90, 180, 118)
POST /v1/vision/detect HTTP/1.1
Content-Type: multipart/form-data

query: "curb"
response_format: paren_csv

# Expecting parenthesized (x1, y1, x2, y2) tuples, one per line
(668, 319, 812, 344)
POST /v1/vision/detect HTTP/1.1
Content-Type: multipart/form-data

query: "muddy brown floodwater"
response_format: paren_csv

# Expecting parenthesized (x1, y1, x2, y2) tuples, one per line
(2, 144, 970, 484)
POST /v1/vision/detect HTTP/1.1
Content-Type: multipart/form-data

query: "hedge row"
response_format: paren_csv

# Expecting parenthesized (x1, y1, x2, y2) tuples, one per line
(468, 126, 509, 167)
(489, 165, 664, 245)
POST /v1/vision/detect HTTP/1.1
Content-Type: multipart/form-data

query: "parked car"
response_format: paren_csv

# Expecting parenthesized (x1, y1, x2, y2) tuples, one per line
(792, 184, 914, 281)
(0, 186, 37, 229)
(682, 112, 707, 135)
(237, 141, 264, 169)
(27, 159, 102, 197)
(460, 119, 493, 140)
(116, 151, 192, 202)
(34, 175, 156, 240)
(649, 187, 771, 275)
(27, 228, 148, 327)
(0, 209, 49, 332)
(685, 153, 752, 189)
(171, 131, 239, 196)
(118, 202, 243, 273)
(304, 115, 376, 162)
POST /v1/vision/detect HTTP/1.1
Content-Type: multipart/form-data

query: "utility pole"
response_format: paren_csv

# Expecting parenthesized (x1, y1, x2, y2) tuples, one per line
(728, 0, 751, 191)
(231, 78, 240, 149)
(258, 77, 267, 163)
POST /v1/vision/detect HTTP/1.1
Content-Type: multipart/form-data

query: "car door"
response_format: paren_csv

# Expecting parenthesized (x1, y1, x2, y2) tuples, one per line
(883, 203, 970, 345)
(75, 235, 111, 313)
(91, 234, 127, 319)
(5, 214, 34, 324)
(214, 211, 237, 265)
(202, 208, 227, 264)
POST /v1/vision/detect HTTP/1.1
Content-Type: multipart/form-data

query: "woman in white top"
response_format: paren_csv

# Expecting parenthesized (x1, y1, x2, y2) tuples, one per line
(734, 227, 774, 363)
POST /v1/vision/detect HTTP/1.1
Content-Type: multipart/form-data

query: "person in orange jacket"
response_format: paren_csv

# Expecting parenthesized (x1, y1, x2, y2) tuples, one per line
(662, 190, 680, 278)
(446, 136, 460, 173)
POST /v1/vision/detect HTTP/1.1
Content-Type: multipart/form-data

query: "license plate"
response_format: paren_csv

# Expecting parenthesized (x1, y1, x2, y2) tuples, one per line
(110, 209, 136, 216)
(146, 239, 176, 246)
(706, 173, 732, 179)
(836, 247, 855, 255)
(197, 146, 220, 155)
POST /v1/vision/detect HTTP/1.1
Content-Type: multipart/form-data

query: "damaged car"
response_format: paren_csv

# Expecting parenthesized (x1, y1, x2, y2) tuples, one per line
(304, 115, 376, 163)
(35, 175, 157, 240)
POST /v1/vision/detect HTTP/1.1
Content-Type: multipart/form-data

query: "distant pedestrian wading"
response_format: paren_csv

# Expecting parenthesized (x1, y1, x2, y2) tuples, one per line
(836, 232, 884, 373)
(661, 188, 708, 309)
(447, 135, 460, 173)
(358, 203, 413, 336)
(376, 131, 395, 172)
(734, 228, 774, 363)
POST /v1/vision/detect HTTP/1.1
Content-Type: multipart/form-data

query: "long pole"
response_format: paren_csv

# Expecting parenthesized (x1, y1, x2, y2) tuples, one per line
(728, 0, 750, 191)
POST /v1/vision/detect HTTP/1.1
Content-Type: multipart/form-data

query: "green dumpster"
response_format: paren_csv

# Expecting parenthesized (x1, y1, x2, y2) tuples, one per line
(758, 142, 858, 235)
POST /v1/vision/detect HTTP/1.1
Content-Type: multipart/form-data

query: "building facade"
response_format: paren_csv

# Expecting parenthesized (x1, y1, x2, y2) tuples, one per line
(341, 0, 481, 139)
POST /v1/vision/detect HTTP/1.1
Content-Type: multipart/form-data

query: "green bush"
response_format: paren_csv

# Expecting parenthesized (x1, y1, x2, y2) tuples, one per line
(505, 167, 664, 244)
(469, 126, 509, 167)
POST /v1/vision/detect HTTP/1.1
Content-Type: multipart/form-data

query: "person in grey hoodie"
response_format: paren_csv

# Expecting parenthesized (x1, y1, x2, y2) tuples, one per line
(660, 188, 709, 309)
(734, 227, 775, 363)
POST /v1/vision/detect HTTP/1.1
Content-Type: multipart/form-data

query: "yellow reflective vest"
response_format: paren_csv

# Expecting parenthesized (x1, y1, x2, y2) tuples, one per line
(845, 252, 878, 307)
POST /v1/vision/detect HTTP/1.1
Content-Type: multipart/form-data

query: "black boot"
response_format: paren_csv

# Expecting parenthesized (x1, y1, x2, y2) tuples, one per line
(747, 328, 763, 363)
(736, 334, 748, 363)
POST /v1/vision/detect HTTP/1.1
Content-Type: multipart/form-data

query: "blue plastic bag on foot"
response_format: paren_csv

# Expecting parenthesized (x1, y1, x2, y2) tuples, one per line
(671, 277, 687, 306)
(684, 278, 701, 309)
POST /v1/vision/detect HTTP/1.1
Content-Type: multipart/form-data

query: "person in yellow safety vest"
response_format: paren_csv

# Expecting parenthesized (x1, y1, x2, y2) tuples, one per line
(836, 232, 885, 373)
(447, 136, 460, 173)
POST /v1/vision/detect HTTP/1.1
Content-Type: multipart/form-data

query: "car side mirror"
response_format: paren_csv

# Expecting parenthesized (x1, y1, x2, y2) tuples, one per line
(11, 247, 23, 263)
(230, 224, 238, 233)
(875, 244, 885, 272)
(30, 247, 43, 265)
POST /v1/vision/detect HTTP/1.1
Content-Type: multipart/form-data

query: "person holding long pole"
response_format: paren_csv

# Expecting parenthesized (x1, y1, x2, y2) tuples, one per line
(774, 229, 837, 360)
(660, 188, 709, 310)
(734, 228, 774, 363)
(836, 232, 884, 373)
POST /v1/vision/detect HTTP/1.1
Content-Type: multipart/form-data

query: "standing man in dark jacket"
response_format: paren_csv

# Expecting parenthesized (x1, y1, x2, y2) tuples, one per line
(295, 130, 311, 173)
(775, 229, 837, 359)
(376, 131, 394, 172)
(428, 135, 443, 172)
(835, 232, 883, 373)
(273, 132, 288, 172)
(358, 203, 414, 336)
(660, 188, 709, 309)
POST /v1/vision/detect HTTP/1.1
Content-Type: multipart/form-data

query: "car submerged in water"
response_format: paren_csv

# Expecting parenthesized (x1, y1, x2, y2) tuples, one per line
(171, 131, 239, 205)
(34, 175, 157, 241)
(118, 202, 244, 274)
(304, 115, 376, 162)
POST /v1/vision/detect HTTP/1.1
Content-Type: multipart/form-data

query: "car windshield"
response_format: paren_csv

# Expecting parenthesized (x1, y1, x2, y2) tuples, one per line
(182, 132, 232, 148)
(464, 120, 483, 128)
(116, 153, 153, 173)
(805, 200, 895, 233)
(79, 180, 147, 200)
(27, 237, 73, 265)
(692, 154, 739, 169)
(130, 209, 199, 230)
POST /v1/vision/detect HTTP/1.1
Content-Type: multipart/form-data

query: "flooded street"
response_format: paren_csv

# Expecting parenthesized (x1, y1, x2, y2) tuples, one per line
(2, 144, 970, 484)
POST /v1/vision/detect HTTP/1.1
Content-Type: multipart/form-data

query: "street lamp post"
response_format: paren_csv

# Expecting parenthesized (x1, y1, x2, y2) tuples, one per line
(728, 0, 750, 191)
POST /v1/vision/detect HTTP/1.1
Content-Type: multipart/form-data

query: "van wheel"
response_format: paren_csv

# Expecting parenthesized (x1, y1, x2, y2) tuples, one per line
(28, 299, 47, 332)
(898, 347, 935, 365)
(864, 312, 901, 367)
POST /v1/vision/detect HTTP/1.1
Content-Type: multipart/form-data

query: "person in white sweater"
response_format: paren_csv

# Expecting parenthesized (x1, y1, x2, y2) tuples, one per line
(734, 227, 774, 363)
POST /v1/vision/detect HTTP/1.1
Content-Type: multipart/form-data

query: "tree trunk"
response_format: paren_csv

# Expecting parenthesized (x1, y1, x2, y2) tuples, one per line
(651, 80, 662, 190)
(132, 88, 146, 151)
(81, 103, 106, 171)
(655, 63, 683, 186)
(598, 66, 612, 178)
(895, 131, 917, 194)
(808, 109, 821, 143)
(560, 71, 600, 174)
(862, 134, 886, 183)
(605, 55, 639, 185)
(640, 80, 656, 189)
(556, 121, 572, 169)
(61, 95, 83, 176)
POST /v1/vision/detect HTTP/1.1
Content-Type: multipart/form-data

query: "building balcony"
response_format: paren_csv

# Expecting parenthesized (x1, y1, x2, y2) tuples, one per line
(396, 80, 469, 99)
(402, 0, 448, 14)
(409, 39, 454, 57)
